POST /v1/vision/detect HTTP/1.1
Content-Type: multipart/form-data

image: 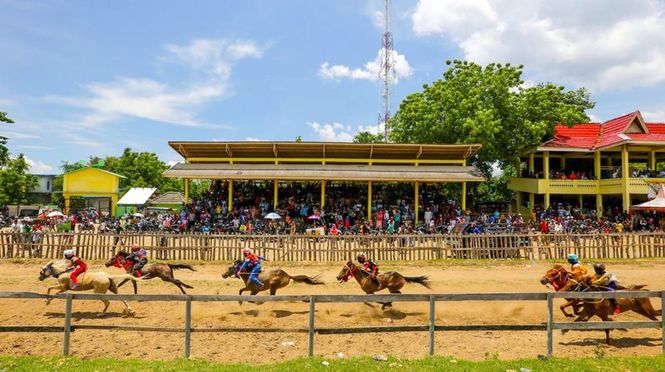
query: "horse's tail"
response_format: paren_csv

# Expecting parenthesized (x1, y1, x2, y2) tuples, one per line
(404, 276, 431, 289)
(626, 284, 648, 290)
(288, 273, 324, 285)
(109, 274, 141, 282)
(168, 263, 196, 271)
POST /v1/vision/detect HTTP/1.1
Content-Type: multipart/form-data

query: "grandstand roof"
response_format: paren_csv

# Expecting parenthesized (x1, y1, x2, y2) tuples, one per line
(539, 110, 665, 151)
(164, 163, 485, 182)
(168, 141, 481, 162)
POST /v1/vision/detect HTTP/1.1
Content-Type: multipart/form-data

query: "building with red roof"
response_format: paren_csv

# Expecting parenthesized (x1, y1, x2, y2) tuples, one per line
(508, 111, 665, 216)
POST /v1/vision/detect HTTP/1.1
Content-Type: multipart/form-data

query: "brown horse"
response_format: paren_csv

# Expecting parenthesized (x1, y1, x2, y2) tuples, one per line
(105, 251, 196, 294)
(221, 260, 323, 299)
(336, 261, 431, 310)
(39, 260, 139, 316)
(541, 265, 661, 344)
(540, 264, 584, 317)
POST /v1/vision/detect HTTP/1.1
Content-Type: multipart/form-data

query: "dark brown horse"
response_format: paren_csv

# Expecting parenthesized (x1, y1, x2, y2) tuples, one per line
(541, 265, 661, 344)
(105, 251, 196, 294)
(221, 260, 323, 299)
(336, 261, 430, 310)
(540, 264, 584, 317)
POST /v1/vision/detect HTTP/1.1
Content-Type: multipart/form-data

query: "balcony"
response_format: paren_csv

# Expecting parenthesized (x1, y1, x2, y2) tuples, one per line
(508, 177, 663, 195)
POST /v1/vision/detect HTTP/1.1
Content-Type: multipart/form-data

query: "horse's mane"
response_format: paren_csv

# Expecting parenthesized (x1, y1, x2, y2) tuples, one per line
(116, 250, 130, 257)
(347, 261, 370, 277)
(45, 260, 70, 273)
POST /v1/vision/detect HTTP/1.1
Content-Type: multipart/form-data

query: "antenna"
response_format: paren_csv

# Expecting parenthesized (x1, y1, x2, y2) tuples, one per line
(378, 0, 395, 143)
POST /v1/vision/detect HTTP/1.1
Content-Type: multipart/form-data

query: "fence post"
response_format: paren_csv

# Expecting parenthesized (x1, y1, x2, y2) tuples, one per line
(428, 295, 436, 356)
(546, 293, 553, 357)
(308, 295, 316, 357)
(184, 296, 192, 358)
(661, 291, 665, 354)
(63, 294, 73, 356)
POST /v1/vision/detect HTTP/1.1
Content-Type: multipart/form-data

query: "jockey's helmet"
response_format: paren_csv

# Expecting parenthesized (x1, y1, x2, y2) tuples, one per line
(131, 244, 140, 251)
(357, 253, 366, 263)
(63, 249, 75, 258)
(593, 263, 606, 275)
(242, 248, 252, 256)
(567, 253, 578, 264)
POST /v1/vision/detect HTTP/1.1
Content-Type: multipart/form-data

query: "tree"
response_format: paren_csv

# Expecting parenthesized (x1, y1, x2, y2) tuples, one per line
(390, 60, 594, 175)
(353, 131, 384, 143)
(104, 148, 173, 191)
(0, 111, 14, 167)
(0, 154, 38, 205)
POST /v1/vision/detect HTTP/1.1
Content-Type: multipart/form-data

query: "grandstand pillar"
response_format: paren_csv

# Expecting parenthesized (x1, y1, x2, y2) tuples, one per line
(228, 180, 233, 212)
(273, 180, 279, 210)
(594, 151, 601, 179)
(543, 151, 550, 179)
(516, 191, 522, 211)
(528, 153, 535, 173)
(184, 179, 190, 204)
(528, 192, 534, 212)
(414, 181, 419, 224)
(367, 181, 372, 221)
(321, 180, 326, 210)
(578, 194, 583, 209)
(596, 194, 603, 219)
(650, 150, 656, 170)
(560, 156, 566, 170)
(461, 182, 467, 211)
(622, 145, 630, 212)
(544, 193, 550, 209)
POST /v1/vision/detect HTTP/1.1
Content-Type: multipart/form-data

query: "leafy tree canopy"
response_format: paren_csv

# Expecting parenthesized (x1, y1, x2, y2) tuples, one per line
(0, 154, 38, 205)
(390, 60, 594, 175)
(0, 111, 15, 167)
(353, 131, 384, 144)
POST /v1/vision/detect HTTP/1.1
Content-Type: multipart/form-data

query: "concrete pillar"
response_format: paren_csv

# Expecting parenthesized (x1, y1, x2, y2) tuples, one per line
(516, 191, 522, 211)
(320, 180, 326, 210)
(560, 156, 566, 170)
(596, 194, 603, 219)
(622, 145, 630, 211)
(543, 151, 550, 179)
(414, 181, 419, 224)
(184, 179, 190, 204)
(228, 180, 233, 212)
(544, 193, 550, 209)
(529, 193, 535, 212)
(578, 194, 583, 209)
(529, 153, 535, 173)
(367, 181, 373, 222)
(650, 150, 656, 170)
(594, 151, 601, 179)
(461, 182, 467, 211)
(273, 180, 279, 210)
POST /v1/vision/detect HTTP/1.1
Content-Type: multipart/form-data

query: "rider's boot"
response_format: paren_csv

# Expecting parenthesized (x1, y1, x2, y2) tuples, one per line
(72, 283, 79, 289)
(251, 277, 264, 287)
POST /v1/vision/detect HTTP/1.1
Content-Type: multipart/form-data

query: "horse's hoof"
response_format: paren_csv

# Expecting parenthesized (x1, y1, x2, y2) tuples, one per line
(565, 314, 574, 318)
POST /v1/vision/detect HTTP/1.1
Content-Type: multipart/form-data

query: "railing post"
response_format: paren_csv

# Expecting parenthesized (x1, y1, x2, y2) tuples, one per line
(308, 295, 316, 357)
(184, 296, 192, 358)
(429, 295, 436, 356)
(547, 293, 553, 357)
(63, 294, 73, 356)
(661, 291, 665, 354)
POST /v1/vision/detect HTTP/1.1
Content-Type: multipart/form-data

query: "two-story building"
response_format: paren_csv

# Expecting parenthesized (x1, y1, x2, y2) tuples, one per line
(508, 111, 665, 217)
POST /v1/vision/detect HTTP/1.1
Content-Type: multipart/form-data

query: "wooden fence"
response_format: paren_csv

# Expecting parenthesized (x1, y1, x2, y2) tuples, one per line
(0, 291, 663, 358)
(3, 231, 665, 261)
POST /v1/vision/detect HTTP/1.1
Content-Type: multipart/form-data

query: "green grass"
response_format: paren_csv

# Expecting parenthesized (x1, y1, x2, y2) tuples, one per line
(1, 355, 664, 371)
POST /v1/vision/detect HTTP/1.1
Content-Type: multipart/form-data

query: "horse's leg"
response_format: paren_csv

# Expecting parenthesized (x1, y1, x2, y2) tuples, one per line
(560, 300, 575, 318)
(269, 286, 277, 295)
(45, 285, 63, 305)
(116, 278, 130, 288)
(561, 309, 591, 335)
(596, 312, 613, 344)
(238, 287, 248, 305)
(132, 280, 138, 295)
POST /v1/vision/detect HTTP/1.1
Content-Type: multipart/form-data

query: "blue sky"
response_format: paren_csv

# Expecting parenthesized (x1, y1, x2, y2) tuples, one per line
(2, 0, 665, 173)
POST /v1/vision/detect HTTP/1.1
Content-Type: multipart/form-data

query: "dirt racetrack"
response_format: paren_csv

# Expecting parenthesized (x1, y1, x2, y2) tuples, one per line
(0, 259, 663, 363)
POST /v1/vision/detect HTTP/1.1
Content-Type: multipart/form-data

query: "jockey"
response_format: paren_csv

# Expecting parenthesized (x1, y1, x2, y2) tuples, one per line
(357, 253, 379, 280)
(129, 244, 148, 277)
(64, 249, 87, 289)
(567, 253, 587, 278)
(591, 263, 621, 315)
(238, 248, 267, 287)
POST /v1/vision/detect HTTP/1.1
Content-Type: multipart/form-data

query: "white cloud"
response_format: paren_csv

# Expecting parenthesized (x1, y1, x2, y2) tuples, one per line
(0, 98, 15, 106)
(642, 110, 665, 123)
(308, 122, 355, 142)
(26, 157, 54, 173)
(319, 49, 413, 83)
(0, 130, 40, 140)
(245, 137, 267, 141)
(16, 144, 53, 151)
(411, 0, 665, 91)
(358, 122, 385, 136)
(45, 38, 263, 128)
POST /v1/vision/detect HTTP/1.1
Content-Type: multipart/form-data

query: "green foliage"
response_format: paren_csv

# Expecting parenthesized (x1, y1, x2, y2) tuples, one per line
(2, 355, 665, 372)
(0, 111, 15, 167)
(390, 60, 594, 175)
(295, 136, 303, 142)
(353, 131, 384, 143)
(0, 154, 38, 205)
(473, 165, 517, 203)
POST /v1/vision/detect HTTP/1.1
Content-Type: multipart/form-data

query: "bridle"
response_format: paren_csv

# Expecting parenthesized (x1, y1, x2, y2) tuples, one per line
(544, 267, 569, 291)
(339, 262, 357, 282)
(42, 263, 68, 279)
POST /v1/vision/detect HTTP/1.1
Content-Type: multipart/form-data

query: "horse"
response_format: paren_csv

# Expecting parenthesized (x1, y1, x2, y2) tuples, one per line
(336, 261, 431, 310)
(221, 260, 323, 299)
(540, 264, 584, 317)
(540, 265, 661, 344)
(38, 260, 139, 316)
(105, 251, 195, 294)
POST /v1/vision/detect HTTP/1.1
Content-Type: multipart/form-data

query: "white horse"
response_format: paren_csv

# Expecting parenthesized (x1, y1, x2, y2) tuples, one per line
(39, 260, 140, 316)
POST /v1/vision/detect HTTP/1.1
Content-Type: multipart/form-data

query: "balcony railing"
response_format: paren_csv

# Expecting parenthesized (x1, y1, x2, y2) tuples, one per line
(509, 177, 659, 195)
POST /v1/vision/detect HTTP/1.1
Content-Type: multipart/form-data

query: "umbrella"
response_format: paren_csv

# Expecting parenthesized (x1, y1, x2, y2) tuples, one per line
(47, 211, 65, 218)
(132, 213, 144, 218)
(264, 212, 282, 220)
(307, 214, 321, 220)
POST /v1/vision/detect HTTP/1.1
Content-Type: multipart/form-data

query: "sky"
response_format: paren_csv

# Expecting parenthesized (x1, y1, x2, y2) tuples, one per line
(2, 0, 665, 174)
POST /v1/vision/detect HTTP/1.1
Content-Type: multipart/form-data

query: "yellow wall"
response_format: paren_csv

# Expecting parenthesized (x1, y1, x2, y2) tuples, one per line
(63, 168, 121, 215)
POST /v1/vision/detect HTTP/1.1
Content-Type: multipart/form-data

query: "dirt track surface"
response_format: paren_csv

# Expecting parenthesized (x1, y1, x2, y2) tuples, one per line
(0, 260, 663, 363)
